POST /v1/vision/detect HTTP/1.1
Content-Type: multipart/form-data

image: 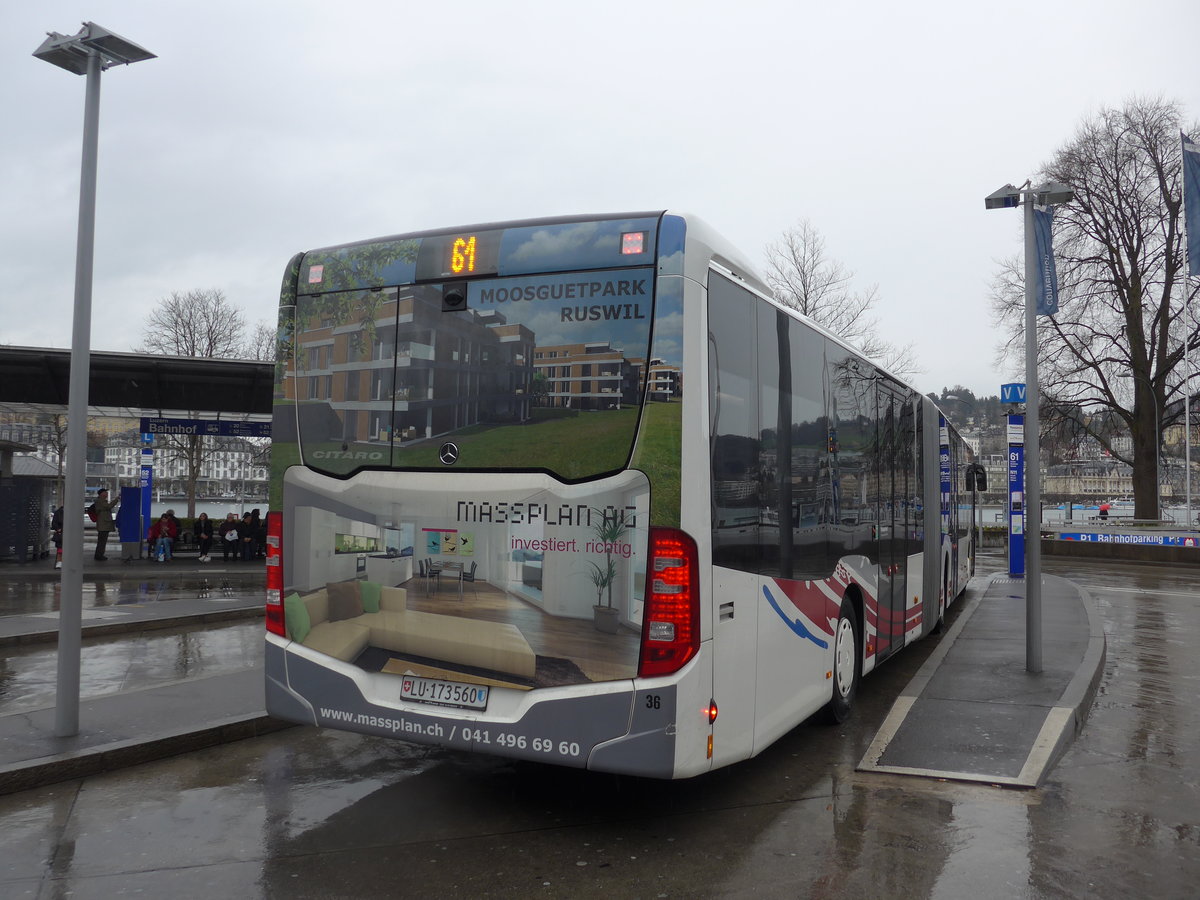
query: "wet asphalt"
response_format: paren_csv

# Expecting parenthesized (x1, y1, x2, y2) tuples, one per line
(0, 618, 262, 715)
(0, 565, 265, 719)
(0, 550, 1196, 898)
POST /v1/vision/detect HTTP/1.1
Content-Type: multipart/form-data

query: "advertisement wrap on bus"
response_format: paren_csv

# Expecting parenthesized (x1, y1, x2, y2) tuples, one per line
(264, 211, 978, 778)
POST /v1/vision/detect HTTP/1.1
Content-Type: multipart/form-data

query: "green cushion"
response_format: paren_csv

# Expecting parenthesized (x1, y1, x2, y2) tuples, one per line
(284, 593, 311, 643)
(359, 580, 382, 613)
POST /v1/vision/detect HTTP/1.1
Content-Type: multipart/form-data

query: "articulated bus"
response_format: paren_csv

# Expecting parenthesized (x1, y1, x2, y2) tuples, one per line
(264, 211, 979, 779)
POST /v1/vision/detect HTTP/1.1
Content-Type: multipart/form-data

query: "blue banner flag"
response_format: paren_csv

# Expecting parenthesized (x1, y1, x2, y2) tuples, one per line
(1032, 205, 1059, 316)
(1182, 132, 1200, 278)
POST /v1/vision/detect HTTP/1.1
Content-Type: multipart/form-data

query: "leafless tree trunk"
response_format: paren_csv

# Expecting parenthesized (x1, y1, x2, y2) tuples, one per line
(990, 97, 1200, 520)
(765, 220, 920, 379)
(51, 414, 68, 507)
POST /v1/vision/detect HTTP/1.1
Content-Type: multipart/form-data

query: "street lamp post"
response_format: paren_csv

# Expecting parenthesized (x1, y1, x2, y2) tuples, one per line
(985, 180, 1074, 674)
(34, 22, 155, 738)
(1182, 297, 1194, 525)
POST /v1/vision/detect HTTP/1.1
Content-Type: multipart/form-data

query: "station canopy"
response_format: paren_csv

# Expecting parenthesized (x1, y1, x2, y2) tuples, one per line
(0, 346, 272, 424)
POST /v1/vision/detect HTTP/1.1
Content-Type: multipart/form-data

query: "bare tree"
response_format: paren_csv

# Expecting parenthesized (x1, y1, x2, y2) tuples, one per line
(137, 289, 246, 358)
(245, 320, 277, 361)
(765, 220, 919, 378)
(990, 97, 1199, 520)
(135, 289, 258, 517)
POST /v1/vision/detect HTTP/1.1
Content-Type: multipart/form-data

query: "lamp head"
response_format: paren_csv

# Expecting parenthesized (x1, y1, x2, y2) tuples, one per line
(34, 22, 155, 74)
(33, 30, 91, 74)
(1035, 181, 1074, 206)
(984, 184, 1022, 210)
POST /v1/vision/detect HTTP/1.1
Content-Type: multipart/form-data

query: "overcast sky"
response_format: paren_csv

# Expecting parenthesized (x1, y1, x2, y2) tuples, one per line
(4, 0, 1198, 399)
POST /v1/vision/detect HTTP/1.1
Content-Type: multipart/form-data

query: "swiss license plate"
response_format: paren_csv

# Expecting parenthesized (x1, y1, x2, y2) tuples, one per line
(400, 675, 489, 710)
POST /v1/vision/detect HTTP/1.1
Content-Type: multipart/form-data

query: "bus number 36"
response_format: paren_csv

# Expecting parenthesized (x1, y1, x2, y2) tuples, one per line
(645, 694, 661, 709)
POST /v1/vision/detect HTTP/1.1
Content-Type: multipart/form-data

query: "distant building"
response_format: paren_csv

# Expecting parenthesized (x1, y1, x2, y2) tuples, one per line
(646, 357, 682, 402)
(1044, 461, 1134, 497)
(105, 439, 267, 496)
(533, 341, 641, 410)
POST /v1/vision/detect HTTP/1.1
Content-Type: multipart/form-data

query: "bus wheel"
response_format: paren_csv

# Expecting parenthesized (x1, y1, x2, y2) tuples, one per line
(825, 597, 861, 724)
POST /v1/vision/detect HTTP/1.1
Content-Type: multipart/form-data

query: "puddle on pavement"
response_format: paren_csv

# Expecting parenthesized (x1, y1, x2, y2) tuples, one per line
(0, 579, 259, 615)
(0, 619, 265, 714)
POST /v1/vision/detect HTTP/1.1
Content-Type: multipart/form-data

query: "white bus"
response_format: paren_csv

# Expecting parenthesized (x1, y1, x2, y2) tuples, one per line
(264, 211, 979, 778)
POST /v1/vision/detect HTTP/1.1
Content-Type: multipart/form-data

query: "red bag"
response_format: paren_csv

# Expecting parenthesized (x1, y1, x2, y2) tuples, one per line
(87, 506, 98, 522)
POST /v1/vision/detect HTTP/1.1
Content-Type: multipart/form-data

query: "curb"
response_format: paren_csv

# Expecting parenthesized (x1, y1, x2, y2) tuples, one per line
(0, 713, 294, 796)
(1038, 575, 1108, 768)
(1, 568, 268, 583)
(0, 606, 264, 649)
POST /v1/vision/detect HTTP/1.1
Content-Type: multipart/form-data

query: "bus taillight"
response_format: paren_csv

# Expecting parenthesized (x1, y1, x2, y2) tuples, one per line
(265, 510, 285, 637)
(638, 527, 700, 678)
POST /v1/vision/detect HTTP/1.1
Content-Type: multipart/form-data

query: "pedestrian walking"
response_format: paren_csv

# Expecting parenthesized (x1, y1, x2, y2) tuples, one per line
(88, 488, 117, 561)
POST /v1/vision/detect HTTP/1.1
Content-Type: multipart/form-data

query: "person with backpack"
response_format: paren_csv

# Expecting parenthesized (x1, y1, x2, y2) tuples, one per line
(88, 489, 117, 561)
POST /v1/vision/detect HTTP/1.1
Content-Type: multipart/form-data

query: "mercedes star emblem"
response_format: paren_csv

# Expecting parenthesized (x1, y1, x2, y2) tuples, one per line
(439, 442, 459, 466)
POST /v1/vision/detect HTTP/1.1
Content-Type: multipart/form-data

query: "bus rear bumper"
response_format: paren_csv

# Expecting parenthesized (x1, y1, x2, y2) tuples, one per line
(265, 639, 680, 777)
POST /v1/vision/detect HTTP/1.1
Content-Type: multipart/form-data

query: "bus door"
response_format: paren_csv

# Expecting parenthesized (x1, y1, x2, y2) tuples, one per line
(875, 385, 909, 660)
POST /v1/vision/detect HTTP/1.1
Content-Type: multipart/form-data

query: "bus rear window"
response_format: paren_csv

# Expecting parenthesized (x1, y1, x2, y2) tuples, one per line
(285, 268, 656, 480)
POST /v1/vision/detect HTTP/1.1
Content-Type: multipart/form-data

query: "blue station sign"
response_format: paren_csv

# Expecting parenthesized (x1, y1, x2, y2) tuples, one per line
(140, 417, 271, 438)
(1057, 532, 1200, 547)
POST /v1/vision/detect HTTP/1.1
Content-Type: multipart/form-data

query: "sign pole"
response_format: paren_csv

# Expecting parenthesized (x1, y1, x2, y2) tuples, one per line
(1023, 191, 1044, 674)
(1000, 383, 1028, 579)
(1008, 411, 1025, 577)
(140, 435, 153, 557)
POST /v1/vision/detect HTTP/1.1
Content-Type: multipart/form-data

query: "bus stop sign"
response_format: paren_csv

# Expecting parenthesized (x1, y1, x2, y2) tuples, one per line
(1001, 383, 1027, 405)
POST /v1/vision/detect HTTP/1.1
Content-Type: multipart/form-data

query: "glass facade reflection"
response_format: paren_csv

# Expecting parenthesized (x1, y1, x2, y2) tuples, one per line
(707, 271, 922, 601)
(278, 216, 663, 482)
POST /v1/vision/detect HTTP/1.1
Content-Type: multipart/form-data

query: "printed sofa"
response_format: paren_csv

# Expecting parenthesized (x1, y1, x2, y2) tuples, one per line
(283, 580, 536, 680)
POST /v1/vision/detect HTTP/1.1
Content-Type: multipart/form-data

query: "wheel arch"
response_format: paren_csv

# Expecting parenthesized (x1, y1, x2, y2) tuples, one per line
(842, 579, 865, 640)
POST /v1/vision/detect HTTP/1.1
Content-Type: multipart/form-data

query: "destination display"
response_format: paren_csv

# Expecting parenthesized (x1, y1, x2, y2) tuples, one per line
(300, 215, 661, 294)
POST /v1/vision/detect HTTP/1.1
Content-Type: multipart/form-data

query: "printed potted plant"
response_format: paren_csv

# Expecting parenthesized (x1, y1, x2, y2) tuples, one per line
(587, 511, 628, 633)
(588, 556, 620, 633)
